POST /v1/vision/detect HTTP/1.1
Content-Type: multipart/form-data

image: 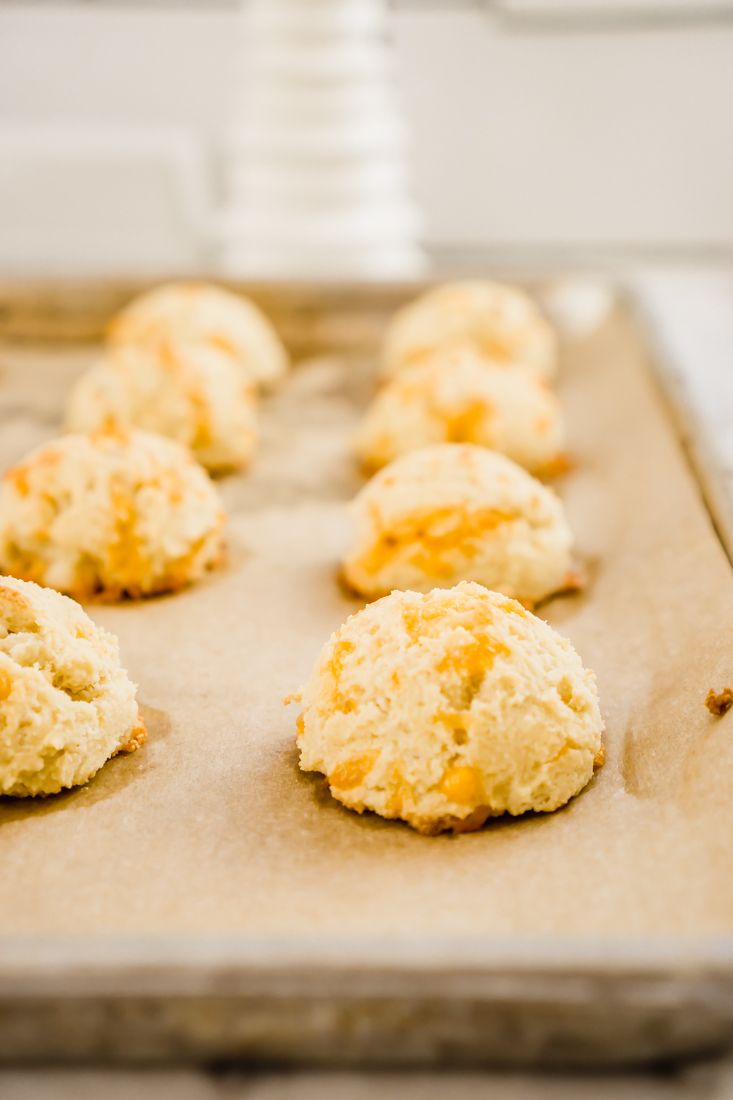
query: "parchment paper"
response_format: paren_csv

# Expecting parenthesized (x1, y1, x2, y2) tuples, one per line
(0, 300, 732, 940)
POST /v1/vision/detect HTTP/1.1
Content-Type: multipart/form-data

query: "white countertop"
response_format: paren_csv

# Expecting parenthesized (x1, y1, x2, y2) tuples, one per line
(630, 269, 733, 557)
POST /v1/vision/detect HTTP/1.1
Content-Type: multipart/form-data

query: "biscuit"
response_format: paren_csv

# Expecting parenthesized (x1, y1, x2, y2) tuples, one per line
(293, 582, 603, 833)
(342, 443, 575, 605)
(108, 282, 288, 390)
(0, 576, 145, 796)
(67, 340, 258, 474)
(355, 345, 566, 475)
(381, 280, 557, 381)
(0, 427, 226, 600)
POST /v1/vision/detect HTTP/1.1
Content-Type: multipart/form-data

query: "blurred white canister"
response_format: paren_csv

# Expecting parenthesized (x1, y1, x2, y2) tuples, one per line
(218, 0, 426, 280)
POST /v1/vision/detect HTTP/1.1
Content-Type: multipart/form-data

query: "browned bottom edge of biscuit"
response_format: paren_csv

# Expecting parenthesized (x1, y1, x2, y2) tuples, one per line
(118, 717, 147, 754)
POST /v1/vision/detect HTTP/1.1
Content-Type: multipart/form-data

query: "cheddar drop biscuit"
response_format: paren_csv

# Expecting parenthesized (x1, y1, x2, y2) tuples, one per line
(342, 444, 574, 605)
(293, 583, 603, 833)
(0, 576, 145, 796)
(108, 281, 288, 391)
(356, 346, 565, 475)
(0, 427, 226, 600)
(381, 280, 557, 380)
(67, 341, 257, 474)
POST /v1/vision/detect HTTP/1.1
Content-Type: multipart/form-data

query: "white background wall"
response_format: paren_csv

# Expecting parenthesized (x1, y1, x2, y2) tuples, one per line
(1, 1, 732, 274)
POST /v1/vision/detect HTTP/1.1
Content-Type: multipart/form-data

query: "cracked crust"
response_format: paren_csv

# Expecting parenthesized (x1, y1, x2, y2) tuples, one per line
(342, 444, 576, 605)
(66, 341, 258, 474)
(0, 428, 227, 601)
(0, 576, 144, 795)
(108, 281, 289, 391)
(355, 348, 566, 477)
(293, 583, 604, 833)
(380, 280, 558, 382)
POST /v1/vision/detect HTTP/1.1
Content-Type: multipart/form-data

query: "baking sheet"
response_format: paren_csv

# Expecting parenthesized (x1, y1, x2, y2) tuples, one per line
(0, 294, 732, 944)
